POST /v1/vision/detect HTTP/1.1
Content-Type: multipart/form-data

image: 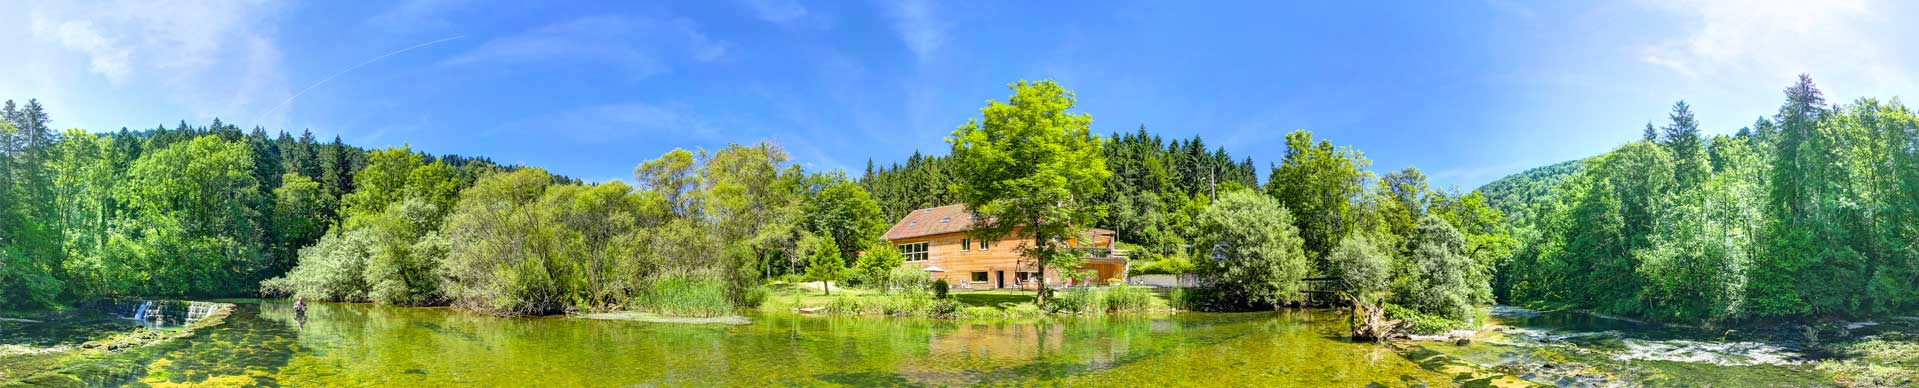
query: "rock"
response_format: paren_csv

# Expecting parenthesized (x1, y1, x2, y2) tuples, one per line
(1455, 337, 1472, 346)
(797, 307, 825, 314)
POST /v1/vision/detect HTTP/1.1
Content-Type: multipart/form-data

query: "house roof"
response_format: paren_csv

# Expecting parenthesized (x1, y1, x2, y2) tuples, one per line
(881, 204, 1119, 241)
(883, 204, 976, 240)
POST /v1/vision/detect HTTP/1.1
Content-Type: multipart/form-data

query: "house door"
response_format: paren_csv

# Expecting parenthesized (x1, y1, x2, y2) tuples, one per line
(996, 271, 1006, 289)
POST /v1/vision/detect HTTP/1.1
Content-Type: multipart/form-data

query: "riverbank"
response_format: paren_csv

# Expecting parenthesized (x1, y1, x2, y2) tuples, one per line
(757, 282, 1175, 320)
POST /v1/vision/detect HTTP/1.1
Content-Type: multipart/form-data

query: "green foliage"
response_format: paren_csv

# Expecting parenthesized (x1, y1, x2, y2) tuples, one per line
(931, 279, 949, 299)
(947, 80, 1112, 303)
(803, 176, 886, 259)
(1477, 159, 1584, 227)
(1383, 302, 1468, 335)
(803, 235, 844, 295)
(1397, 215, 1478, 323)
(1497, 74, 1919, 323)
(851, 241, 904, 286)
(1130, 255, 1196, 275)
(1193, 190, 1310, 308)
(1048, 282, 1156, 314)
(1329, 234, 1391, 302)
(1266, 130, 1371, 264)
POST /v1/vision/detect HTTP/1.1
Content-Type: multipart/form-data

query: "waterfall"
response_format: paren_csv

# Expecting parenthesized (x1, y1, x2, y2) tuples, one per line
(132, 300, 153, 321)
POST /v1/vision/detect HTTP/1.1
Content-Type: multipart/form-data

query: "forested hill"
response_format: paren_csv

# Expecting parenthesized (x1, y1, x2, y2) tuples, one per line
(1499, 75, 1919, 324)
(1475, 159, 1584, 226)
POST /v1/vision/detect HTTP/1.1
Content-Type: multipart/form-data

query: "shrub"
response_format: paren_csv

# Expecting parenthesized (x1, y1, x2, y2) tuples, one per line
(1384, 303, 1467, 335)
(879, 267, 930, 293)
(931, 279, 950, 299)
(739, 286, 771, 308)
(1131, 255, 1196, 275)
(825, 296, 866, 314)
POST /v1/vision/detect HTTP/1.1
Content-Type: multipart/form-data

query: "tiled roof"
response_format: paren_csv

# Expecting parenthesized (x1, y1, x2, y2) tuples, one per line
(883, 204, 976, 240)
(882, 205, 1119, 241)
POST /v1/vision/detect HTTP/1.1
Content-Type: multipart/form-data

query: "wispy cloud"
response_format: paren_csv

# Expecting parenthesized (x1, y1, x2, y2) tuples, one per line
(880, 0, 947, 62)
(12, 0, 290, 128)
(444, 13, 730, 77)
(1638, 0, 1906, 87)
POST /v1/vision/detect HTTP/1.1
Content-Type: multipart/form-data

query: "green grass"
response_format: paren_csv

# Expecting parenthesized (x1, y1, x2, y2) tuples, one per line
(761, 284, 1174, 319)
(629, 274, 734, 318)
(952, 291, 1035, 308)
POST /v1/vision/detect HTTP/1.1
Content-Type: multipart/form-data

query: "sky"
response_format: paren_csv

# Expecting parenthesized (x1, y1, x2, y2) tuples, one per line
(3, 0, 1916, 189)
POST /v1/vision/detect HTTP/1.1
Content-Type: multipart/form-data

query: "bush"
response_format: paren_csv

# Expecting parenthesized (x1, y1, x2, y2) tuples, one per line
(931, 279, 950, 299)
(1130, 255, 1196, 275)
(878, 267, 930, 293)
(1384, 303, 1467, 335)
(739, 286, 770, 308)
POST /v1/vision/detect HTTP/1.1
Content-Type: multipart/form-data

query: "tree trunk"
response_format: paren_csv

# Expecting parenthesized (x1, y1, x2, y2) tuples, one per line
(1034, 225, 1047, 306)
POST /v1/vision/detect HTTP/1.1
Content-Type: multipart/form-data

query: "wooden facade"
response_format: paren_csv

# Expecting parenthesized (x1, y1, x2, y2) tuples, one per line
(884, 205, 1128, 290)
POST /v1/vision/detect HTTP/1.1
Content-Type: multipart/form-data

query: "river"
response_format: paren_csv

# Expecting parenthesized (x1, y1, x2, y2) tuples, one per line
(2, 300, 1845, 387)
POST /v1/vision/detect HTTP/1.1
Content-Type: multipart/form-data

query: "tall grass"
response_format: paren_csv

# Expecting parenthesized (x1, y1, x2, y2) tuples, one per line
(820, 291, 963, 318)
(630, 272, 734, 317)
(1050, 282, 1156, 314)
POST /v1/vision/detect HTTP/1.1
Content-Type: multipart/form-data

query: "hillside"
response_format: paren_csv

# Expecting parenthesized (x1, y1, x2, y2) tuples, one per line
(1475, 159, 1584, 226)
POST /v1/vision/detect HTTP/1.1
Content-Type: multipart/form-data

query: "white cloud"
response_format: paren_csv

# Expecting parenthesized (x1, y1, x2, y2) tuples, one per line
(29, 18, 131, 82)
(1639, 0, 1907, 87)
(444, 13, 730, 76)
(881, 0, 947, 62)
(8, 0, 290, 129)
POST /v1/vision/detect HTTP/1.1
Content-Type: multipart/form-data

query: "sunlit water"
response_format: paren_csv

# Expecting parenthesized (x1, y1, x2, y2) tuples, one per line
(5, 301, 1848, 387)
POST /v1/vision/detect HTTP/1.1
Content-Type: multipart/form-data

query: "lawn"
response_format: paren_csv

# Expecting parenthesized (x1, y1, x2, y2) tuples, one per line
(951, 291, 1036, 308)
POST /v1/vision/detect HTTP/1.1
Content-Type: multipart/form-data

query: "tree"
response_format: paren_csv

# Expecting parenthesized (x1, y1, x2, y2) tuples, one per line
(947, 80, 1112, 304)
(1193, 190, 1310, 308)
(1398, 215, 1478, 323)
(1329, 234, 1391, 303)
(1265, 130, 1371, 267)
(803, 235, 843, 295)
(1662, 101, 1708, 189)
(803, 176, 886, 260)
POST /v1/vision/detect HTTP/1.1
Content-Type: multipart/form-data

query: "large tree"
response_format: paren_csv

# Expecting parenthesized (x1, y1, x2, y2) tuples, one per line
(1193, 190, 1310, 308)
(947, 80, 1112, 304)
(1265, 130, 1371, 267)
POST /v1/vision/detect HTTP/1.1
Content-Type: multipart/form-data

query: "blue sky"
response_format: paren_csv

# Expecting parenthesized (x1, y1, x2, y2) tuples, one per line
(4, 0, 1916, 189)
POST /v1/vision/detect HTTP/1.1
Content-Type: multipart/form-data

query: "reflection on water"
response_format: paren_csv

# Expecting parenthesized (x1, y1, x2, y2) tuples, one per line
(69, 301, 1461, 387)
(9, 302, 1863, 387)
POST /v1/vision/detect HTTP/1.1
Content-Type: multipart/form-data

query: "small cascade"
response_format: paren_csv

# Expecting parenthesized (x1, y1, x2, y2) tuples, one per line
(131, 300, 154, 321)
(184, 302, 216, 324)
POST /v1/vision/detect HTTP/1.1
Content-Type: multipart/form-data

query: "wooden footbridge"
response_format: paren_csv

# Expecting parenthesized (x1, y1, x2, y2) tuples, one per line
(1299, 276, 1352, 307)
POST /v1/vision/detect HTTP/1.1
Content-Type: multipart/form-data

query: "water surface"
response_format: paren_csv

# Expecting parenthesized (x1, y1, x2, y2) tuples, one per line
(9, 301, 1850, 387)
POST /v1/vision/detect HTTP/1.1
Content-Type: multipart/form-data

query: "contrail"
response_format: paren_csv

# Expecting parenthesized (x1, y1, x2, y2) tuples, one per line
(254, 35, 465, 122)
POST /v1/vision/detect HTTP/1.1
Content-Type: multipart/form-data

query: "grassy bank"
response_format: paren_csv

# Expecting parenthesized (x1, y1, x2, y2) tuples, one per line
(759, 283, 1173, 319)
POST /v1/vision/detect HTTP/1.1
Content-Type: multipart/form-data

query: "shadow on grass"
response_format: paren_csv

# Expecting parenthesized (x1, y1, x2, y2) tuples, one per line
(952, 292, 1035, 308)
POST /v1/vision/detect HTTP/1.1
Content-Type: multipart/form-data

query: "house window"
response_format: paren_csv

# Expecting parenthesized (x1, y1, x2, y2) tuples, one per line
(961, 238, 970, 251)
(971, 272, 989, 282)
(900, 242, 929, 262)
(978, 239, 989, 250)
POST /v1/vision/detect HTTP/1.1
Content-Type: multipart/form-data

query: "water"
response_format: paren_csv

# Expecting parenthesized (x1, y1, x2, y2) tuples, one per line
(4, 301, 1849, 387)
